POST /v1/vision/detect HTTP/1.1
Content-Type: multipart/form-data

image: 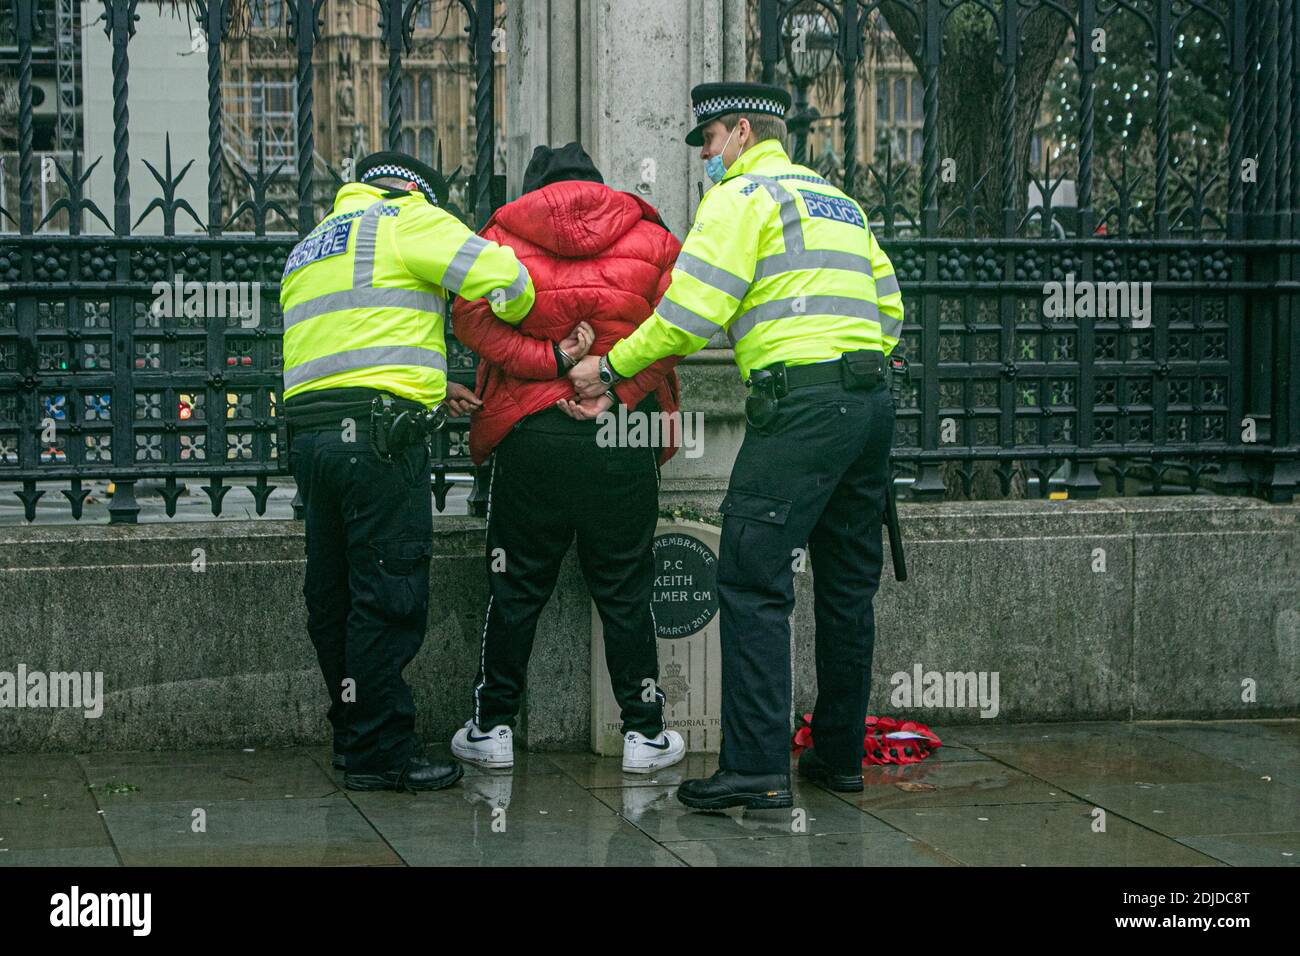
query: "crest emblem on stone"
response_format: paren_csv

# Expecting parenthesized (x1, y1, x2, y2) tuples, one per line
(659, 659, 689, 703)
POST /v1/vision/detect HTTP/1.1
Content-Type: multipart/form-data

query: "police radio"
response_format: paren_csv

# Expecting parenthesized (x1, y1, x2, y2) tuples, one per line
(888, 354, 910, 406)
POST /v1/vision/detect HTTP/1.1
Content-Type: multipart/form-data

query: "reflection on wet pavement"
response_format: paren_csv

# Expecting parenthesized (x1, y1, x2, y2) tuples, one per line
(1, 720, 1295, 866)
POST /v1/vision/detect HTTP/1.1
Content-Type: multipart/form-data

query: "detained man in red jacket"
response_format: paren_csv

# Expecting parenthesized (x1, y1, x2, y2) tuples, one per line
(450, 143, 686, 773)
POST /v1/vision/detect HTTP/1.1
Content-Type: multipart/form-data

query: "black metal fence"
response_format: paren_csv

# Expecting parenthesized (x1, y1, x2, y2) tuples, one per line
(760, 0, 1298, 500)
(2, 0, 1298, 522)
(0, 0, 497, 522)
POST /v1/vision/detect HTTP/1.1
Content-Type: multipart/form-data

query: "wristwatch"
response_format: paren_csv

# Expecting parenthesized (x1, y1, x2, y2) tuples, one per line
(603, 388, 621, 406)
(598, 354, 623, 385)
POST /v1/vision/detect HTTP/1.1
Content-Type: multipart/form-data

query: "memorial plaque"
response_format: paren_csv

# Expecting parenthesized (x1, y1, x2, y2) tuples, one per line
(592, 520, 723, 755)
(649, 531, 720, 637)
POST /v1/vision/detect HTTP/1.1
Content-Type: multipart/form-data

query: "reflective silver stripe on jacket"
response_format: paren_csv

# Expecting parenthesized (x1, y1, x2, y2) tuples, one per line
(497, 261, 530, 305)
(742, 174, 805, 253)
(729, 294, 881, 343)
(284, 345, 449, 390)
(284, 287, 446, 330)
(752, 249, 874, 282)
(441, 234, 491, 295)
(351, 200, 389, 287)
(674, 251, 751, 301)
(657, 296, 724, 339)
(875, 273, 901, 298)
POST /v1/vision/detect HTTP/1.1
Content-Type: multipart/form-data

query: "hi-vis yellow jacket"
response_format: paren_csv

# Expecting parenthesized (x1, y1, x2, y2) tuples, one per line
(606, 140, 902, 382)
(281, 182, 534, 407)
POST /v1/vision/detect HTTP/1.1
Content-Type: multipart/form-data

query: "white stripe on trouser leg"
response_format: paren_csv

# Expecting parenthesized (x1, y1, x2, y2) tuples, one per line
(473, 454, 498, 728)
(647, 452, 665, 735)
(647, 599, 666, 735)
(473, 597, 492, 730)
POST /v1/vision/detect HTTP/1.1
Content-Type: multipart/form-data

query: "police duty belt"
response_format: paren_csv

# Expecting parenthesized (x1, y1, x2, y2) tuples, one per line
(370, 393, 448, 460)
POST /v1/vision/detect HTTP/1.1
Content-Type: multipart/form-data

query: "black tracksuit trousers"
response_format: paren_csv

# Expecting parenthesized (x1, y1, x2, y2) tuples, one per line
(472, 407, 666, 737)
(717, 379, 895, 776)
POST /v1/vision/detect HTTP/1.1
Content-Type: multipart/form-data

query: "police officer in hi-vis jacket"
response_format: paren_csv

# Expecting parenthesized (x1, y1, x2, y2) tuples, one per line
(281, 151, 533, 792)
(569, 83, 904, 809)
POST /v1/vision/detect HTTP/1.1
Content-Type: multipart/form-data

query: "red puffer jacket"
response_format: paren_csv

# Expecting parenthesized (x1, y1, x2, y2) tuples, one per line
(451, 181, 682, 465)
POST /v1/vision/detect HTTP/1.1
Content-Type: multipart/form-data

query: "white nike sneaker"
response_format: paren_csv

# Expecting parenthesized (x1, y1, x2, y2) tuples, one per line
(451, 720, 514, 769)
(622, 729, 685, 774)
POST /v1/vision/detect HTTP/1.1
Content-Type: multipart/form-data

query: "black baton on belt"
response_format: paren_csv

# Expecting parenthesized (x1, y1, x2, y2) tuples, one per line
(885, 475, 907, 582)
(885, 353, 909, 582)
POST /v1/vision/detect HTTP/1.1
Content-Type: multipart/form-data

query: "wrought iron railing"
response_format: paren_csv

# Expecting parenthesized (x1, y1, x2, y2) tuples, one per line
(0, 0, 498, 522)
(759, 0, 1298, 501)
(1, 0, 1297, 522)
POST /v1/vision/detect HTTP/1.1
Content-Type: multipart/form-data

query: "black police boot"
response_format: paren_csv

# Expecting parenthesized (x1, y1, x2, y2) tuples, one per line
(344, 756, 463, 793)
(676, 769, 792, 810)
(797, 748, 864, 792)
(332, 732, 351, 771)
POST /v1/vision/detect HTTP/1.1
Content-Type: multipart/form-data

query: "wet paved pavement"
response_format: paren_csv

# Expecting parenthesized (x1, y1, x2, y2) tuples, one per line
(1, 720, 1296, 866)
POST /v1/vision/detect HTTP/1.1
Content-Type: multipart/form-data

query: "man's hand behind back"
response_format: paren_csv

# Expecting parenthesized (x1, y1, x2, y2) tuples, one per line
(555, 393, 613, 421)
(569, 355, 605, 399)
(445, 381, 484, 418)
(558, 321, 595, 365)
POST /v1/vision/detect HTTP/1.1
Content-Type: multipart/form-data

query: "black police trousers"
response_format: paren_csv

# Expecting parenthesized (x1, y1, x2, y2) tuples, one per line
(718, 378, 895, 775)
(472, 408, 666, 737)
(289, 428, 433, 773)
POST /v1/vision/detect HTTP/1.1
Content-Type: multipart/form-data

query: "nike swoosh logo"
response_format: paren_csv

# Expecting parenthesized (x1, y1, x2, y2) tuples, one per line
(467, 732, 493, 743)
(640, 738, 672, 750)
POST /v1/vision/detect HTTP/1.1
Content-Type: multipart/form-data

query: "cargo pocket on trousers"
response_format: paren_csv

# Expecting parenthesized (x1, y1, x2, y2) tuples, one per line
(373, 538, 433, 625)
(718, 490, 793, 587)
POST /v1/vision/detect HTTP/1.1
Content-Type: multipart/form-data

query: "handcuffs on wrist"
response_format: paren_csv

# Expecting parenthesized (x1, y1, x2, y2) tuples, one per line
(556, 344, 577, 373)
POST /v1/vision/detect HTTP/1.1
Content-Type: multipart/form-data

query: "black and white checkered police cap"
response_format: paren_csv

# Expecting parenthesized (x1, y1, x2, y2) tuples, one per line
(355, 151, 439, 205)
(686, 82, 792, 147)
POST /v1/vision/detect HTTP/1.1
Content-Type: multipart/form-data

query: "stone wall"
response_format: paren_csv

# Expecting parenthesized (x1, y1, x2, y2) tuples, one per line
(1, 493, 1295, 753)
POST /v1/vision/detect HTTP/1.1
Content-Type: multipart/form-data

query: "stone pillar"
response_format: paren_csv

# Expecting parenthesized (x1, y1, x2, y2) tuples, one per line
(506, 0, 749, 513)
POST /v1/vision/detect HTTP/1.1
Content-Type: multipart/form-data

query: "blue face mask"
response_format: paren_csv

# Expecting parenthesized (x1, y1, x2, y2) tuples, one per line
(705, 126, 739, 184)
